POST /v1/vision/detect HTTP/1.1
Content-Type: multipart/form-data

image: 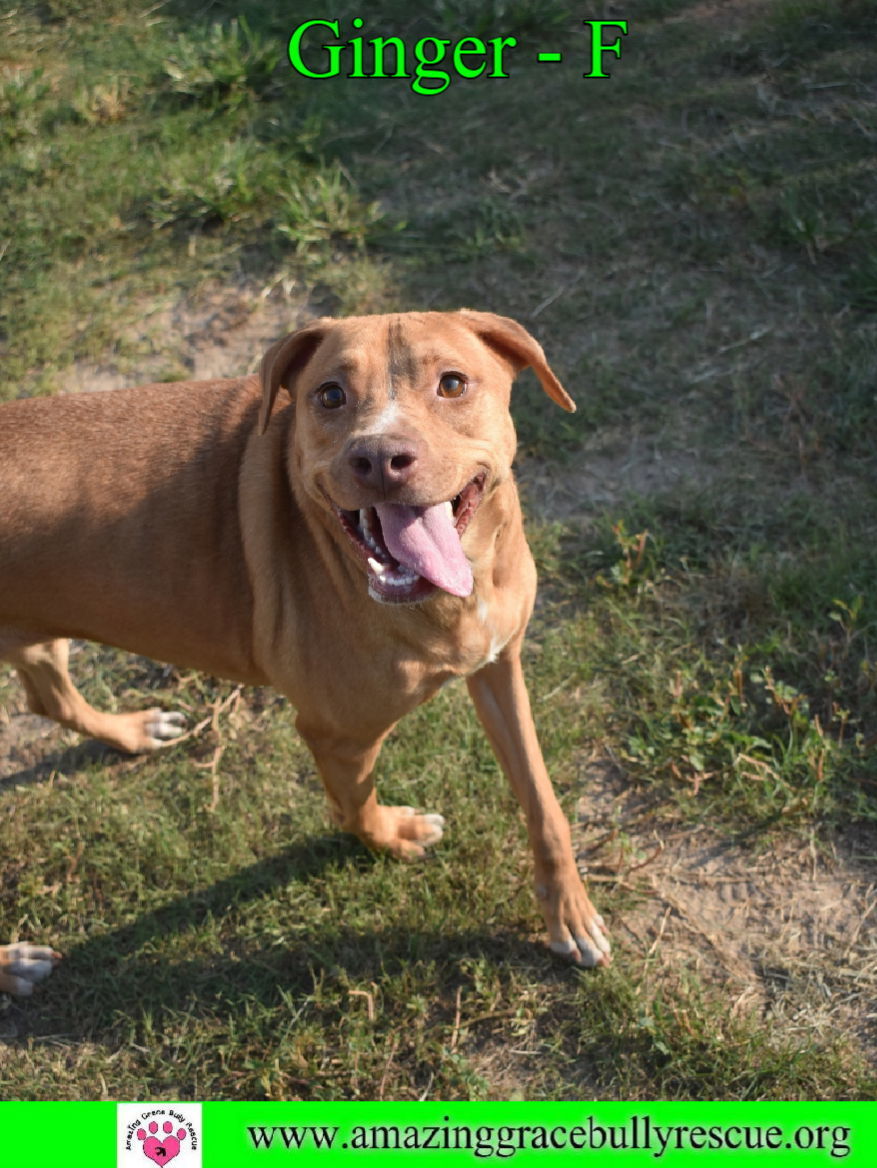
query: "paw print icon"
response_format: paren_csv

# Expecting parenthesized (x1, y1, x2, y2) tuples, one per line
(137, 1120, 188, 1165)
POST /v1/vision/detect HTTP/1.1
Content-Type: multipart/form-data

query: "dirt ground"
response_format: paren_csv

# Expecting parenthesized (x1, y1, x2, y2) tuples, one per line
(577, 758, 877, 1056)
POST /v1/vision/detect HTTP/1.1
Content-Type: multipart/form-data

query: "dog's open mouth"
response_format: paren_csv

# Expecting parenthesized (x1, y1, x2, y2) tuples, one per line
(333, 473, 486, 604)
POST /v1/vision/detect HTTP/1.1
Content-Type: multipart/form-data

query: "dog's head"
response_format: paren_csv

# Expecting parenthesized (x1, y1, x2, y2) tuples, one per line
(259, 310, 574, 605)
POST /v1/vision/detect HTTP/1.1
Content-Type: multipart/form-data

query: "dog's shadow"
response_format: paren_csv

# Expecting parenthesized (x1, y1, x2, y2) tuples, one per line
(6, 830, 542, 1041)
(0, 738, 116, 790)
(2, 735, 546, 1041)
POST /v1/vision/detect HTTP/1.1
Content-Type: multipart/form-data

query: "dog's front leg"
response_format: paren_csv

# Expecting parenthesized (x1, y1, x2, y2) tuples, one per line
(296, 717, 445, 860)
(466, 646, 610, 967)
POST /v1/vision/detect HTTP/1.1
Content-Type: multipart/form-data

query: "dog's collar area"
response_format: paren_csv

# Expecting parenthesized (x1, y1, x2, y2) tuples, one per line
(333, 473, 486, 605)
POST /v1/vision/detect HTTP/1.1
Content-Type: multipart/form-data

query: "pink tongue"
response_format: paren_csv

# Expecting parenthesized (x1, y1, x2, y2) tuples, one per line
(375, 502, 473, 597)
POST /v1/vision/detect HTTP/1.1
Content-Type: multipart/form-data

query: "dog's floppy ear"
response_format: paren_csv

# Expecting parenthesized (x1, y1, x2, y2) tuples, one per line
(456, 309, 576, 413)
(259, 320, 331, 434)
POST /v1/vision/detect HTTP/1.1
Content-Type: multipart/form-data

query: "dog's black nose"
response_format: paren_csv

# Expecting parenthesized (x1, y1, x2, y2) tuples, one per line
(347, 436, 419, 490)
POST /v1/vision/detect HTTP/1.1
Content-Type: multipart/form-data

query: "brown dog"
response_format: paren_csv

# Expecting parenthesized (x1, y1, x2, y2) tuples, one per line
(0, 310, 610, 995)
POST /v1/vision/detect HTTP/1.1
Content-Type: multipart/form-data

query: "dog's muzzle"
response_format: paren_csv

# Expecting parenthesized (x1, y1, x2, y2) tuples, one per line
(333, 473, 486, 604)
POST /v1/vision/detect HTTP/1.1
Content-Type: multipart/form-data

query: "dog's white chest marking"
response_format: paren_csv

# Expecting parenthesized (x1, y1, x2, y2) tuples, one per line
(474, 595, 510, 669)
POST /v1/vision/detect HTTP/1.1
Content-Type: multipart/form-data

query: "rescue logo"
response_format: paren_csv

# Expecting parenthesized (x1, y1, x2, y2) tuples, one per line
(118, 1104, 202, 1168)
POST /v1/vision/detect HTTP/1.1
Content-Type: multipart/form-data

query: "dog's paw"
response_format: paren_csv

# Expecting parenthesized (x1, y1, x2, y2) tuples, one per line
(0, 942, 62, 996)
(375, 805, 446, 859)
(537, 874, 611, 969)
(142, 709, 187, 750)
(97, 707, 187, 753)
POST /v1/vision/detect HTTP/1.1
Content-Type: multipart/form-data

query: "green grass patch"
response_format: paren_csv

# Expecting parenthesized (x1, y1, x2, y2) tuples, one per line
(0, 2, 384, 391)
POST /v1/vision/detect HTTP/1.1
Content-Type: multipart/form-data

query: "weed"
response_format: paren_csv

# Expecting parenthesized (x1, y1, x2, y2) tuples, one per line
(623, 651, 842, 822)
(0, 68, 51, 144)
(71, 78, 132, 126)
(143, 141, 262, 231)
(599, 522, 656, 592)
(274, 166, 383, 255)
(160, 18, 282, 111)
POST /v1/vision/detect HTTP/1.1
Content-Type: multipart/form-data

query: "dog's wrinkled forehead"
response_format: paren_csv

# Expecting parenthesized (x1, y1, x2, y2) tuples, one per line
(303, 314, 511, 397)
(258, 310, 575, 433)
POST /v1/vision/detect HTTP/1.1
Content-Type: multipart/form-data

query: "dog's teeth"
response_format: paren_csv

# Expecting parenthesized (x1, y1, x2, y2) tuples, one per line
(367, 556, 385, 576)
(386, 568, 417, 587)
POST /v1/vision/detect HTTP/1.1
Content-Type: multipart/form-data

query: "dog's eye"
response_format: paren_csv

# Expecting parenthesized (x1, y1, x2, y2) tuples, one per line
(437, 373, 467, 399)
(318, 384, 346, 409)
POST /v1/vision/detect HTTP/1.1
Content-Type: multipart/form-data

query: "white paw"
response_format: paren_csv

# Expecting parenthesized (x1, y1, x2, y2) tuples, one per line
(396, 807, 444, 847)
(549, 915, 611, 968)
(419, 812, 445, 847)
(144, 709, 186, 748)
(0, 943, 61, 996)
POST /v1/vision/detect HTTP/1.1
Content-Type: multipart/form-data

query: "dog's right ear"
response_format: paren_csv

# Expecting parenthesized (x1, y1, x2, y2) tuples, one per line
(455, 309, 576, 413)
(259, 320, 330, 434)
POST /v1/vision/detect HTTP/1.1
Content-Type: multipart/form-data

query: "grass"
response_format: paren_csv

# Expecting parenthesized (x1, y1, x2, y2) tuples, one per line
(1, 0, 876, 1100)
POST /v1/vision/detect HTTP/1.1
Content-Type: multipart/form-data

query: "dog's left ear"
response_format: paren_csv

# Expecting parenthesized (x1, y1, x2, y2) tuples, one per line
(259, 320, 331, 433)
(456, 309, 576, 413)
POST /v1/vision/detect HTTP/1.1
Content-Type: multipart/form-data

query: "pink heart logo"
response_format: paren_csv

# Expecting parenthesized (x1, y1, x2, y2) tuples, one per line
(143, 1136, 181, 1165)
(137, 1122, 187, 1165)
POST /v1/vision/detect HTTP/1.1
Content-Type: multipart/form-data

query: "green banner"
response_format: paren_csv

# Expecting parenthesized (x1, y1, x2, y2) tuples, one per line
(0, 1102, 872, 1167)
